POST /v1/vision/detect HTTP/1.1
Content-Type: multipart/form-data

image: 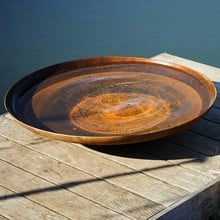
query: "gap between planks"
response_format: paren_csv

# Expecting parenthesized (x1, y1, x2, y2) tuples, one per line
(1, 112, 219, 186)
(0, 159, 131, 220)
(0, 132, 185, 208)
(2, 135, 167, 219)
(0, 184, 71, 220)
(0, 114, 217, 191)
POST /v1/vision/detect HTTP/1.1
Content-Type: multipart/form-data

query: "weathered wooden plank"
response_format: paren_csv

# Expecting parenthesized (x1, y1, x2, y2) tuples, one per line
(1, 125, 212, 194)
(0, 114, 48, 145)
(81, 144, 212, 192)
(150, 177, 220, 220)
(134, 140, 220, 179)
(190, 119, 220, 141)
(0, 185, 68, 220)
(0, 135, 164, 220)
(0, 111, 218, 211)
(83, 138, 220, 179)
(26, 140, 187, 207)
(0, 214, 9, 220)
(0, 160, 129, 220)
(167, 130, 220, 156)
(0, 115, 189, 207)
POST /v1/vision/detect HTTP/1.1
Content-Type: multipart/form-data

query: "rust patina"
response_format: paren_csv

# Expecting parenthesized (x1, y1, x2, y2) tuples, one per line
(5, 57, 217, 145)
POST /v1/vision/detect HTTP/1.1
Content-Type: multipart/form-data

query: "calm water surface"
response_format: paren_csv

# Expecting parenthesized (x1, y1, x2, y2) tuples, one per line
(1, 0, 220, 113)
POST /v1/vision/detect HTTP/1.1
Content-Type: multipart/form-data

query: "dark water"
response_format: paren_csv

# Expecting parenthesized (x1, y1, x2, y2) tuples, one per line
(1, 0, 220, 114)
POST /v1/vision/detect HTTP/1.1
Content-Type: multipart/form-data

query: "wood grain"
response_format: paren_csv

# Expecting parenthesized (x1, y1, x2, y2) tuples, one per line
(0, 185, 68, 220)
(0, 160, 128, 220)
(0, 135, 163, 220)
(150, 177, 220, 220)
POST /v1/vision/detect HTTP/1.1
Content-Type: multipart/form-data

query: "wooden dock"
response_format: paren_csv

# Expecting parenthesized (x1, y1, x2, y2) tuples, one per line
(0, 53, 219, 220)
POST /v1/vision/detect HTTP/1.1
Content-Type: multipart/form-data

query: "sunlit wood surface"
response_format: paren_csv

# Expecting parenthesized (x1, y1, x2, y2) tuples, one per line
(0, 53, 219, 220)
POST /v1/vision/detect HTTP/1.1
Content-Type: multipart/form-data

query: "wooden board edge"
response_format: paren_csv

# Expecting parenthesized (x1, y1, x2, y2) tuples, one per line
(149, 177, 220, 220)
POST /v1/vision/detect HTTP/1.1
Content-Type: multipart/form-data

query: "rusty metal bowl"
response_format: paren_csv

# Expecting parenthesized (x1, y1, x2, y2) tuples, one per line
(5, 57, 217, 145)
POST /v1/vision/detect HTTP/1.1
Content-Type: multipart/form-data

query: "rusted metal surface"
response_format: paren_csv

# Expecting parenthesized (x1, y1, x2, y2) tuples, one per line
(4, 57, 217, 145)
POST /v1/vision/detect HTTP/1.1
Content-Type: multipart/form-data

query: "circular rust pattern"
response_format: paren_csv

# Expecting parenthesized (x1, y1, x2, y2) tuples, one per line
(5, 57, 217, 145)
(29, 70, 203, 136)
(69, 93, 171, 135)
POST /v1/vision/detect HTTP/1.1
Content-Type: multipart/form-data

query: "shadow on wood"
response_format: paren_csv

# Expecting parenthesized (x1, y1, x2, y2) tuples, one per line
(0, 157, 199, 201)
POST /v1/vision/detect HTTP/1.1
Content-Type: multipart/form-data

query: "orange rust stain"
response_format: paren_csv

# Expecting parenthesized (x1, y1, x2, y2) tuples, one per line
(69, 93, 171, 135)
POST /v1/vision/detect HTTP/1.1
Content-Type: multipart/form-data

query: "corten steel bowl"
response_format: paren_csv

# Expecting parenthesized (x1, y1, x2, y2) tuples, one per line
(5, 57, 217, 145)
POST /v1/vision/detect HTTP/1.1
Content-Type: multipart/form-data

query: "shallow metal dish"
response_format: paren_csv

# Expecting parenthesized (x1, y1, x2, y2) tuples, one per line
(5, 56, 217, 145)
